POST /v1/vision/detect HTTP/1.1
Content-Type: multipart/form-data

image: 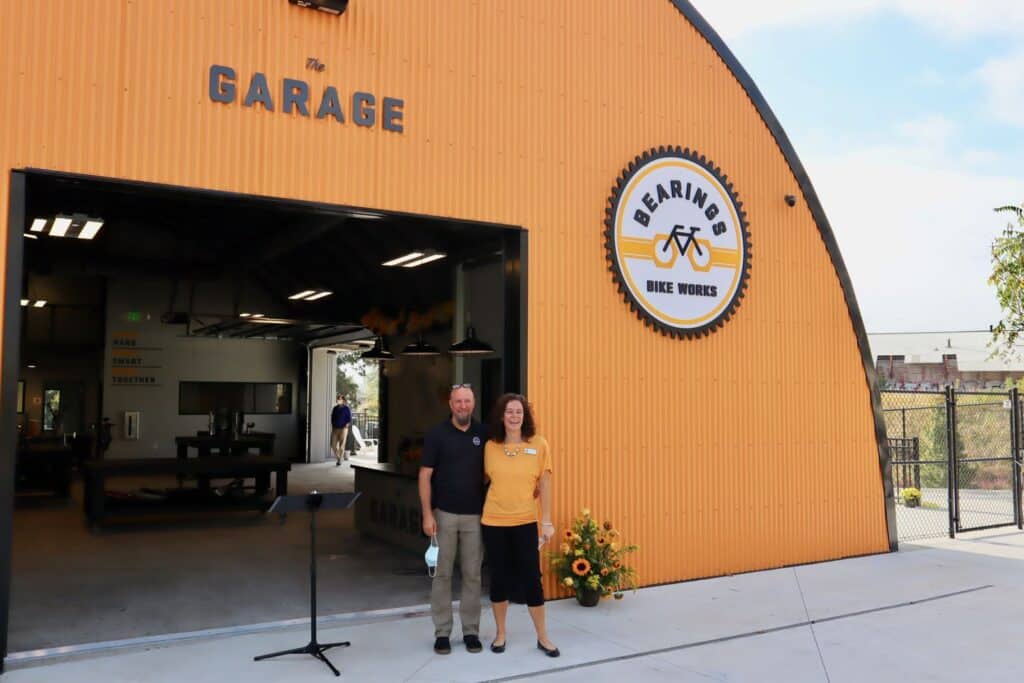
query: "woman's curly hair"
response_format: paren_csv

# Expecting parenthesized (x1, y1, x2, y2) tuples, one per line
(488, 393, 536, 442)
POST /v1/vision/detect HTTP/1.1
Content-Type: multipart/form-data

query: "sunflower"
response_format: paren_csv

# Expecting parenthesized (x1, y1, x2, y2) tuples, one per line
(563, 529, 574, 540)
(608, 529, 619, 539)
(596, 535, 608, 546)
(600, 568, 610, 576)
(613, 560, 622, 569)
(572, 558, 591, 576)
(603, 520, 613, 531)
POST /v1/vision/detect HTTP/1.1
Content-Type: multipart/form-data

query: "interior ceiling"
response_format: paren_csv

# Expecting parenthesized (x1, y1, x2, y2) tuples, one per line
(22, 172, 509, 343)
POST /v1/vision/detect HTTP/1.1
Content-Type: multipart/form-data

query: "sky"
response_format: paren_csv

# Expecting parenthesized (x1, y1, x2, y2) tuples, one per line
(689, 0, 1024, 333)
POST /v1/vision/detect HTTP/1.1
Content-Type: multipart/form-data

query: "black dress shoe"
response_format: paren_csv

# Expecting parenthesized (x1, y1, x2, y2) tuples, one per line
(490, 639, 506, 653)
(464, 635, 482, 653)
(434, 636, 451, 654)
(537, 640, 560, 658)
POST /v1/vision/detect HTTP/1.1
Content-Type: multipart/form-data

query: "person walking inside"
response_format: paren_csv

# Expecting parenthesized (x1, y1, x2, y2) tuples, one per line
(419, 384, 487, 655)
(482, 393, 559, 657)
(330, 394, 352, 465)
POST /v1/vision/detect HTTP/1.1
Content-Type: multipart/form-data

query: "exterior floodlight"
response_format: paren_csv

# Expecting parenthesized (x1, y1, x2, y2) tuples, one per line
(288, 0, 348, 15)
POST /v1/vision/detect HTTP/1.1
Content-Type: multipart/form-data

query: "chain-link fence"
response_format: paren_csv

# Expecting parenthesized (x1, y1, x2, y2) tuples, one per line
(881, 391, 951, 541)
(881, 388, 1023, 541)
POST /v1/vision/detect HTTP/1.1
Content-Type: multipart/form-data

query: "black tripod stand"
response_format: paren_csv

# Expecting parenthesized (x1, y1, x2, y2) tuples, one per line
(254, 490, 360, 677)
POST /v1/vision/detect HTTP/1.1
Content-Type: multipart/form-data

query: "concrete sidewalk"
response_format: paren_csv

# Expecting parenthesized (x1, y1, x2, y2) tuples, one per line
(6, 530, 1024, 681)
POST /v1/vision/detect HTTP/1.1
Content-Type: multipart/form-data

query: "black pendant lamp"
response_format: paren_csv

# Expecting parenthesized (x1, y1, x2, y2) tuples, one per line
(360, 336, 396, 362)
(449, 325, 494, 356)
(401, 334, 441, 356)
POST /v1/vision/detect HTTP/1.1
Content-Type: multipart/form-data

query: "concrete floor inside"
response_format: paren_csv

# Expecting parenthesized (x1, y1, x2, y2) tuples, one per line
(9, 456, 435, 652)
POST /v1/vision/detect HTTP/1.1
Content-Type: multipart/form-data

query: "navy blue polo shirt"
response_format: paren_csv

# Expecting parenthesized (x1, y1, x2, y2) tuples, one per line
(331, 404, 352, 428)
(421, 419, 486, 515)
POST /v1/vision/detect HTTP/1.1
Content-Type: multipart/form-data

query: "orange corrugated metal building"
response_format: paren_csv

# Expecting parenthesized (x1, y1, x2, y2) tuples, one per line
(0, 0, 894, 657)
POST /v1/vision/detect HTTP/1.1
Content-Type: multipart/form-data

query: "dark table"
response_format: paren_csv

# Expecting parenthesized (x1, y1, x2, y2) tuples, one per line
(16, 441, 74, 498)
(174, 433, 277, 493)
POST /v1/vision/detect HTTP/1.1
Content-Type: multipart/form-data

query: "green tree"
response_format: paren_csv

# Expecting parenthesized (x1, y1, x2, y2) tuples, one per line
(988, 203, 1024, 358)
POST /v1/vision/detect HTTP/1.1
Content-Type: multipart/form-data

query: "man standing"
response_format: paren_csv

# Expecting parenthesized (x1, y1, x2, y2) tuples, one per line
(330, 394, 352, 466)
(419, 385, 485, 655)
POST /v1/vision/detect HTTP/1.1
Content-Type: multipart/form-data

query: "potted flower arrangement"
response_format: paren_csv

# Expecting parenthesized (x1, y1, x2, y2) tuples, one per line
(550, 508, 637, 606)
(901, 487, 922, 508)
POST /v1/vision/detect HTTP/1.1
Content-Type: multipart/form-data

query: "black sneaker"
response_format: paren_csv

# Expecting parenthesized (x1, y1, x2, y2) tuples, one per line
(464, 635, 482, 653)
(434, 636, 451, 655)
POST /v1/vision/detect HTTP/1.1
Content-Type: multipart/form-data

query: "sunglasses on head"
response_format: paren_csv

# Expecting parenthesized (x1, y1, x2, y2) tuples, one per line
(451, 383, 472, 390)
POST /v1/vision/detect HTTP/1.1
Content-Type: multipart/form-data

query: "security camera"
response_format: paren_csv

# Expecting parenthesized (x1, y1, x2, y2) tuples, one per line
(784, 194, 797, 207)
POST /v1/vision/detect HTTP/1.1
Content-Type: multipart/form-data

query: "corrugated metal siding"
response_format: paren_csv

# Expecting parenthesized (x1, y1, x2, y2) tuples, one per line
(0, 0, 889, 594)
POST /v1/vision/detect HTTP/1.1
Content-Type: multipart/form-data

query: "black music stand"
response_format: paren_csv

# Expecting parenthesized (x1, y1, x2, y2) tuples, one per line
(254, 490, 360, 677)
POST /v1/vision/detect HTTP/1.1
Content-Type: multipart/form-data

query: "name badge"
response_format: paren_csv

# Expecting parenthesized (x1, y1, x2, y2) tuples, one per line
(524, 448, 538, 455)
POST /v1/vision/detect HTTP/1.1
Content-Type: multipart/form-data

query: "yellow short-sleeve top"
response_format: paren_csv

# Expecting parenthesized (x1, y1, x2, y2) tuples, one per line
(482, 436, 552, 526)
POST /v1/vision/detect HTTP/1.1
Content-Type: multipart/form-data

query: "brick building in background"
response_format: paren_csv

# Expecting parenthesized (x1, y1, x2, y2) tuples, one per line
(869, 331, 1024, 391)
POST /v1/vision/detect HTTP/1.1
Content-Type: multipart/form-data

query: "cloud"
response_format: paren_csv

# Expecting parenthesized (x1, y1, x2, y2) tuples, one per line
(974, 49, 1024, 128)
(894, 114, 955, 150)
(691, 0, 1024, 42)
(801, 138, 1019, 332)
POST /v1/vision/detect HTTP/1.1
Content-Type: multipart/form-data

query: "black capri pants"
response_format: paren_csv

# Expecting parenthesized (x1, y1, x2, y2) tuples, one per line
(481, 523, 544, 607)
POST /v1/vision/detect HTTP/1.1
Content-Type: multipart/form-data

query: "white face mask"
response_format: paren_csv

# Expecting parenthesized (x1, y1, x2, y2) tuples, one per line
(425, 535, 439, 577)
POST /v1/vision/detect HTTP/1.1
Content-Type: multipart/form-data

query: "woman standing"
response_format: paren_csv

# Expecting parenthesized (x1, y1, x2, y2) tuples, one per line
(481, 393, 560, 657)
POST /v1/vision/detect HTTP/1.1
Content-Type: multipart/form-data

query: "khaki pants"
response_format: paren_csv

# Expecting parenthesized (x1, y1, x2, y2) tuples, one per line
(331, 426, 349, 462)
(431, 509, 483, 638)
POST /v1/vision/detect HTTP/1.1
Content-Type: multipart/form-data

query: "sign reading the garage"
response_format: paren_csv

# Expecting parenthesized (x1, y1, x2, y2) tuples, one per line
(208, 64, 405, 133)
(604, 147, 750, 339)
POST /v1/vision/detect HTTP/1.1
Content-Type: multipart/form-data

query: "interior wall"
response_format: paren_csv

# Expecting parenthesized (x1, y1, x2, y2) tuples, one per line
(384, 329, 452, 468)
(102, 275, 302, 460)
(18, 275, 104, 441)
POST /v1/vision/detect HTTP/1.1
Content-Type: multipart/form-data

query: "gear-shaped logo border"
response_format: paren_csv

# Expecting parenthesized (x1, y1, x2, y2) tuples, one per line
(604, 146, 752, 339)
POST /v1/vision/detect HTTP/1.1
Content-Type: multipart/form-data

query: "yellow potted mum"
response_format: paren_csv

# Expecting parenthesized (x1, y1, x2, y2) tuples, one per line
(550, 508, 637, 606)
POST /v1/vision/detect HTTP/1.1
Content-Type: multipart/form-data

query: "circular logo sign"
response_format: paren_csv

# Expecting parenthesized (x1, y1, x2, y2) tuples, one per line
(605, 147, 751, 338)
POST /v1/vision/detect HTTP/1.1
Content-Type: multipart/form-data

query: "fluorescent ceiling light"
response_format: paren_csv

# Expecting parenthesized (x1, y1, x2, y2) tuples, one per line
(33, 300, 47, 308)
(288, 290, 316, 300)
(24, 233, 38, 240)
(77, 219, 104, 240)
(30, 218, 47, 233)
(304, 291, 332, 301)
(382, 252, 424, 267)
(240, 312, 265, 319)
(251, 318, 293, 325)
(50, 216, 72, 238)
(402, 253, 447, 268)
(20, 299, 29, 306)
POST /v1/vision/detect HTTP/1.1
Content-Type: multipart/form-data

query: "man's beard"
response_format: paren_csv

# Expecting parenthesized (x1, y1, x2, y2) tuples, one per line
(453, 413, 471, 427)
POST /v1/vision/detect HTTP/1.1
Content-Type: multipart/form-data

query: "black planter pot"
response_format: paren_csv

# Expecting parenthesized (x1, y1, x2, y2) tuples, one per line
(576, 588, 601, 607)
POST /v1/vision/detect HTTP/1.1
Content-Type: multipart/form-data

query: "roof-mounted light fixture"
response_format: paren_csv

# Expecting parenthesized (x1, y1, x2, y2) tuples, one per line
(382, 250, 446, 268)
(360, 336, 396, 362)
(29, 214, 104, 239)
(288, 289, 333, 301)
(402, 335, 441, 357)
(288, 0, 348, 15)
